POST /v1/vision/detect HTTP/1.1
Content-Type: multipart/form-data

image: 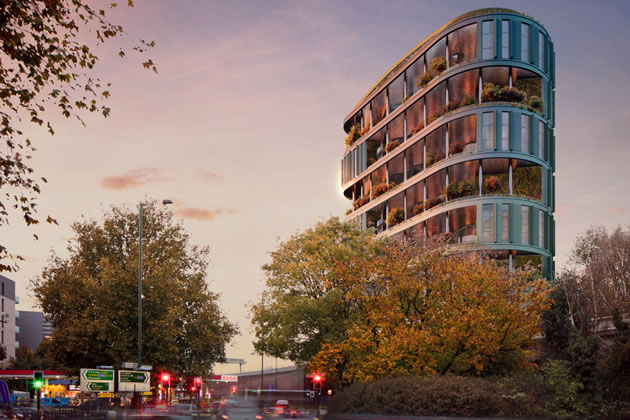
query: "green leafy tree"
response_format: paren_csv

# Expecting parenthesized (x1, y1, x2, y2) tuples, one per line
(250, 218, 383, 367)
(0, 1, 156, 272)
(8, 345, 44, 370)
(32, 202, 237, 375)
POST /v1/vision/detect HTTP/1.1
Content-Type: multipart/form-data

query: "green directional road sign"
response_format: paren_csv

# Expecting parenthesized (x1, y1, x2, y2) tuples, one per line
(80, 369, 114, 392)
(87, 382, 110, 391)
(118, 370, 150, 392)
(81, 370, 114, 381)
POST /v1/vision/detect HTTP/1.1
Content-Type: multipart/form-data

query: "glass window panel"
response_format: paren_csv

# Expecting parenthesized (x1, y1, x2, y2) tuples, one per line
(405, 55, 425, 97)
(482, 159, 509, 195)
(406, 97, 425, 137)
(482, 112, 496, 150)
(362, 176, 371, 200)
(449, 114, 477, 156)
(426, 37, 447, 74)
(427, 213, 447, 237)
(426, 82, 446, 124)
(538, 32, 544, 68)
(361, 104, 371, 135)
(513, 159, 542, 201)
(388, 74, 404, 113)
(501, 112, 510, 150)
(372, 89, 387, 126)
(481, 67, 510, 103)
(426, 170, 446, 209)
(366, 128, 385, 167)
(539, 209, 545, 248)
(448, 24, 477, 66)
(521, 23, 530, 62)
(387, 192, 405, 228)
(387, 114, 404, 147)
(482, 203, 496, 242)
(501, 20, 510, 58)
(512, 67, 542, 98)
(521, 114, 530, 153)
(367, 202, 387, 233)
(388, 153, 404, 186)
(406, 140, 424, 179)
(406, 181, 424, 217)
(502, 204, 510, 242)
(448, 69, 478, 107)
(521, 205, 530, 244)
(426, 125, 446, 167)
(450, 206, 477, 243)
(482, 20, 495, 59)
(446, 160, 479, 200)
(371, 164, 387, 194)
(538, 120, 544, 158)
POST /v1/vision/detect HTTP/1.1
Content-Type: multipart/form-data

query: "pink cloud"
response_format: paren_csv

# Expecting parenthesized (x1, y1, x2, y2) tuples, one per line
(175, 207, 236, 221)
(101, 168, 166, 190)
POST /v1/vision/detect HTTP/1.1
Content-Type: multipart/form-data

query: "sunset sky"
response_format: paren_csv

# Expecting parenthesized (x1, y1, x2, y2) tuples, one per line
(3, 0, 630, 373)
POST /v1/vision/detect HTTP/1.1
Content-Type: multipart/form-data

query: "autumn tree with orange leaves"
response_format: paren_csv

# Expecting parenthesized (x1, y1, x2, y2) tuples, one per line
(309, 236, 551, 384)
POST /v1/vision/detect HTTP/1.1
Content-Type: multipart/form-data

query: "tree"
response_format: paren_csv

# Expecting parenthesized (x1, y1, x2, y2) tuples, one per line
(309, 237, 551, 383)
(8, 346, 44, 370)
(250, 218, 384, 367)
(31, 202, 237, 375)
(0, 1, 156, 272)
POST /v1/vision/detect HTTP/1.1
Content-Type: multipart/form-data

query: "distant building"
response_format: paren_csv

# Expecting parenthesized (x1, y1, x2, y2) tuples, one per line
(0, 275, 17, 363)
(16, 310, 52, 351)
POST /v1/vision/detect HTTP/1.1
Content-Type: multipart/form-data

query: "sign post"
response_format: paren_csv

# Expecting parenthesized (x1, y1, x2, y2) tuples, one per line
(80, 369, 114, 393)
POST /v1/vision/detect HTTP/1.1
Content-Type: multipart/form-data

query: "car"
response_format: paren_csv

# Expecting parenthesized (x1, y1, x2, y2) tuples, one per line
(218, 397, 260, 420)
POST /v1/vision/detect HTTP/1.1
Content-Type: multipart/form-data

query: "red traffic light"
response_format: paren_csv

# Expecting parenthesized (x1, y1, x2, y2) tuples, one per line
(191, 386, 196, 392)
(161, 373, 170, 382)
(313, 374, 322, 382)
(194, 377, 202, 385)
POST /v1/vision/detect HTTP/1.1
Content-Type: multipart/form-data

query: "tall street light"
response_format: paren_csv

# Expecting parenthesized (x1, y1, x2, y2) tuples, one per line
(138, 199, 173, 368)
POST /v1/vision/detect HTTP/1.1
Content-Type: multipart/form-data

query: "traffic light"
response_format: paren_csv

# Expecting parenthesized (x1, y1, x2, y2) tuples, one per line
(161, 373, 170, 383)
(191, 386, 196, 392)
(33, 371, 44, 389)
(194, 377, 202, 386)
(313, 374, 322, 383)
(231, 385, 237, 394)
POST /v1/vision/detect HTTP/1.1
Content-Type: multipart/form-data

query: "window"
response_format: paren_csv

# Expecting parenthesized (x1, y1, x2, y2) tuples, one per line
(521, 114, 530, 153)
(502, 112, 510, 150)
(521, 23, 530, 62)
(501, 20, 510, 58)
(502, 204, 510, 242)
(482, 204, 496, 242)
(521, 206, 530, 244)
(482, 112, 496, 150)
(538, 120, 544, 158)
(539, 210, 545, 248)
(1, 298, 3, 312)
(538, 32, 544, 68)
(482, 21, 495, 59)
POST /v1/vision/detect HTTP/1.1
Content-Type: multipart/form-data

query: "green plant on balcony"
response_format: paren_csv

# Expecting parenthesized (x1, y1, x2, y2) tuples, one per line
(386, 207, 405, 226)
(460, 95, 477, 107)
(500, 86, 527, 103)
(385, 140, 401, 153)
(430, 56, 447, 74)
(345, 124, 361, 148)
(449, 142, 464, 155)
(483, 176, 501, 193)
(425, 152, 436, 167)
(444, 179, 477, 200)
(425, 195, 444, 209)
(513, 166, 542, 199)
(345, 208, 353, 215)
(528, 96, 544, 111)
(428, 111, 443, 124)
(444, 182, 460, 200)
(413, 203, 424, 215)
(353, 196, 370, 210)
(373, 183, 389, 197)
(410, 120, 425, 136)
(417, 71, 435, 89)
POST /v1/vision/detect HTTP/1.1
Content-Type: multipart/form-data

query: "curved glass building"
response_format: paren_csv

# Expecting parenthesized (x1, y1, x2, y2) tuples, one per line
(341, 9, 555, 278)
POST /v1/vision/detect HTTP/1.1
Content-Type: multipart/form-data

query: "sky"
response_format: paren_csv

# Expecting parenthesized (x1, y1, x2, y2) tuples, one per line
(3, 0, 630, 374)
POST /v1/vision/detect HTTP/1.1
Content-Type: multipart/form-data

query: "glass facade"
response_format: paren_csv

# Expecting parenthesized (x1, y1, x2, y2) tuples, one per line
(341, 9, 555, 279)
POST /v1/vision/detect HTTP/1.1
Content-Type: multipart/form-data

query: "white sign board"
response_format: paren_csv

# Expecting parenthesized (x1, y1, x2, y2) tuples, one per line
(118, 370, 150, 392)
(80, 369, 114, 392)
(220, 375, 238, 382)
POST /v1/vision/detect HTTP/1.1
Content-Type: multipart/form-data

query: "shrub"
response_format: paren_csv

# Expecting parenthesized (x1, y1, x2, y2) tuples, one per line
(428, 111, 442, 124)
(385, 140, 400, 153)
(481, 82, 503, 102)
(345, 208, 352, 215)
(444, 183, 459, 200)
(416, 71, 435, 88)
(425, 195, 443, 209)
(542, 359, 593, 418)
(500, 86, 527, 103)
(373, 183, 389, 197)
(459, 95, 477, 107)
(430, 56, 447, 74)
(459, 179, 477, 196)
(353, 196, 370, 209)
(413, 203, 424, 215)
(386, 208, 405, 226)
(528, 95, 544, 111)
(443, 101, 460, 113)
(484, 176, 501, 193)
(345, 124, 361, 148)
(425, 152, 435, 167)
(410, 121, 424, 135)
(449, 142, 464, 155)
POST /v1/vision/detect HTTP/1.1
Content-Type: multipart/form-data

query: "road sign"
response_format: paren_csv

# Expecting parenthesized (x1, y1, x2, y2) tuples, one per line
(118, 370, 150, 392)
(209, 375, 238, 382)
(80, 369, 114, 393)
